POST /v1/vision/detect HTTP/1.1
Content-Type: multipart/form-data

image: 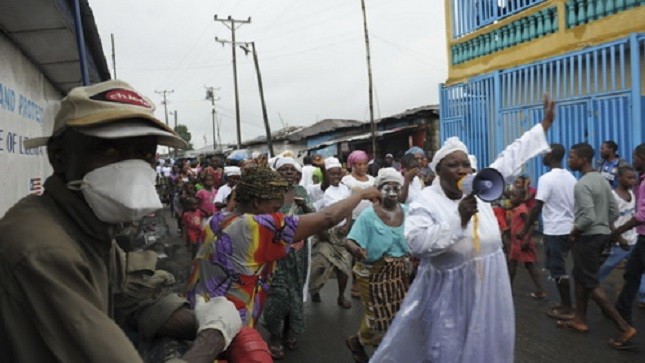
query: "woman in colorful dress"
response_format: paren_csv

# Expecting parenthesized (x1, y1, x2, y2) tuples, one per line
(185, 166, 380, 329)
(344, 168, 410, 363)
(262, 157, 315, 359)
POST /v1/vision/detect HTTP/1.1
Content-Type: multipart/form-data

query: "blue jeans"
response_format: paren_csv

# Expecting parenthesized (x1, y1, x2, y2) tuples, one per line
(598, 244, 645, 303)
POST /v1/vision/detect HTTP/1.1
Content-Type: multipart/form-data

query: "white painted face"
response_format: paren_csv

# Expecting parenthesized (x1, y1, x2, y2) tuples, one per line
(379, 181, 401, 206)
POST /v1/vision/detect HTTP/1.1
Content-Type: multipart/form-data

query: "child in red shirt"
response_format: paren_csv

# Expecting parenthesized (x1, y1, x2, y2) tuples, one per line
(195, 174, 218, 216)
(508, 187, 546, 300)
(182, 197, 204, 258)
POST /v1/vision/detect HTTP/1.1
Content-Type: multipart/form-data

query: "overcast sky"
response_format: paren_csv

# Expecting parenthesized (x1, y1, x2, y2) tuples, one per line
(92, 0, 448, 149)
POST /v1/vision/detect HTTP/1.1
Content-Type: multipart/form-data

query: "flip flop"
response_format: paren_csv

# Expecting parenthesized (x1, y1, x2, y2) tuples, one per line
(351, 290, 361, 299)
(608, 338, 637, 351)
(345, 336, 369, 363)
(556, 320, 589, 333)
(529, 292, 548, 302)
(546, 306, 574, 321)
(338, 297, 352, 309)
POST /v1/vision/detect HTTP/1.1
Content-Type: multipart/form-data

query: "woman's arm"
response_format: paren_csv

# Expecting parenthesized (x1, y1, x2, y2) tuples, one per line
(293, 188, 380, 241)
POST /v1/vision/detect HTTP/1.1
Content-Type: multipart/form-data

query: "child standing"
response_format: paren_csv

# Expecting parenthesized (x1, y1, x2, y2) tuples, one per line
(182, 197, 204, 258)
(195, 174, 217, 217)
(508, 187, 547, 300)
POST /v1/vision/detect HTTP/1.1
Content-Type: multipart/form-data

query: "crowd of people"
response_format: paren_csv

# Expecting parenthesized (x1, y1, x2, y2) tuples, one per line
(0, 80, 643, 363)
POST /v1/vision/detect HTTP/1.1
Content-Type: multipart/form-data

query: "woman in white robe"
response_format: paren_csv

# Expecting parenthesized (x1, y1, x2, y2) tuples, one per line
(371, 96, 555, 363)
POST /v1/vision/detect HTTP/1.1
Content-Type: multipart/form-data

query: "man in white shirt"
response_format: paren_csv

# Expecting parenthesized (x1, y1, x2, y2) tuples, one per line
(299, 155, 318, 188)
(519, 144, 577, 320)
(398, 153, 422, 204)
(214, 166, 241, 209)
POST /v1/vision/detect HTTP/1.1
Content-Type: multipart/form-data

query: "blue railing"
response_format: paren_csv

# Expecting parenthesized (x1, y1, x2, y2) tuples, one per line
(566, 0, 644, 29)
(441, 34, 644, 181)
(452, 6, 558, 65)
(451, 0, 547, 38)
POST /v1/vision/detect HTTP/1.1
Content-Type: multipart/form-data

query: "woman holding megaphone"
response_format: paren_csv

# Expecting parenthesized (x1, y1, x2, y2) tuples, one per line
(371, 95, 556, 363)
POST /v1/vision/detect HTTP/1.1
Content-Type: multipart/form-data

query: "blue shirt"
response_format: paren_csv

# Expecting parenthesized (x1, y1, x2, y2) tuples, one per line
(347, 205, 409, 263)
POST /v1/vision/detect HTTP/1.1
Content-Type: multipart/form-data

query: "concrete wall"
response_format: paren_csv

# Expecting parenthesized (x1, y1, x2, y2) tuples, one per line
(0, 32, 60, 217)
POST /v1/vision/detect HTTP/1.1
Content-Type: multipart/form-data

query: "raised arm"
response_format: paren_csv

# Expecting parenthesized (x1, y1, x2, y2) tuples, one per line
(489, 94, 554, 180)
(293, 187, 381, 241)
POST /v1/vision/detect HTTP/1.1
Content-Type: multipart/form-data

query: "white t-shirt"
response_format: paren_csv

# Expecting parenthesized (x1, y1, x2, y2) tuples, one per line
(307, 183, 325, 211)
(535, 168, 577, 235)
(612, 190, 637, 245)
(299, 165, 317, 188)
(341, 174, 375, 219)
(214, 184, 233, 204)
(322, 184, 351, 226)
(161, 166, 172, 177)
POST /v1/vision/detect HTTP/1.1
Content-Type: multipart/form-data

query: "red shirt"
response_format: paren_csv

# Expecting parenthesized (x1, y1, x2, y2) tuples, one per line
(182, 209, 205, 244)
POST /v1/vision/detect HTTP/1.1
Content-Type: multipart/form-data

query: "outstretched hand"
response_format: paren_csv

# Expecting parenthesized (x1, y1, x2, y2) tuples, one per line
(541, 93, 556, 132)
(360, 187, 382, 203)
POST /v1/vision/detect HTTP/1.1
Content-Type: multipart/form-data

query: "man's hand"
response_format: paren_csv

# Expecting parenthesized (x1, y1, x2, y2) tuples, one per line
(404, 167, 419, 183)
(194, 295, 242, 349)
(541, 93, 556, 132)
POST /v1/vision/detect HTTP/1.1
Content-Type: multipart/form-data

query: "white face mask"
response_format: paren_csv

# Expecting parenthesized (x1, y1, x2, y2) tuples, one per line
(67, 159, 162, 223)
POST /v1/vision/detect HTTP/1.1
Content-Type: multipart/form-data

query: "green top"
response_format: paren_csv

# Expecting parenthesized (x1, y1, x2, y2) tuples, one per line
(573, 171, 619, 235)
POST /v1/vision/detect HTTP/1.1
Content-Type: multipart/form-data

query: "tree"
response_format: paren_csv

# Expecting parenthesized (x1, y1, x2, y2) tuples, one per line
(174, 124, 194, 150)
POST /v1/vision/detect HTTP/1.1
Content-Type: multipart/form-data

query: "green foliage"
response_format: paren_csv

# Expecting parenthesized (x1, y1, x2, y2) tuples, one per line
(174, 124, 194, 150)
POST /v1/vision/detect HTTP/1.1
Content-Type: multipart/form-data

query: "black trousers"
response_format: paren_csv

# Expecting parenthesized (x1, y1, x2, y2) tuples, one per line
(616, 234, 645, 324)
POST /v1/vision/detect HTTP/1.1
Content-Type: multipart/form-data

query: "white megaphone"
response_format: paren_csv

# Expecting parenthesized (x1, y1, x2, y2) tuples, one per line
(457, 167, 505, 202)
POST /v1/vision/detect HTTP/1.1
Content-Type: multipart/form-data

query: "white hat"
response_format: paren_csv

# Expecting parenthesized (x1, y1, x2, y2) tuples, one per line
(273, 157, 301, 172)
(324, 157, 342, 170)
(24, 79, 187, 149)
(224, 166, 241, 176)
(430, 137, 469, 173)
(374, 167, 404, 187)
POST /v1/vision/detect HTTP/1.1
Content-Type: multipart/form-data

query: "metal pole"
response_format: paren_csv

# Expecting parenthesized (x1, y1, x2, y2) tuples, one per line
(72, 0, 89, 85)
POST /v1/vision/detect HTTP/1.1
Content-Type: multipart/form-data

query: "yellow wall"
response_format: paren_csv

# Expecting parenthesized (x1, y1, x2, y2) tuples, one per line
(445, 1, 645, 85)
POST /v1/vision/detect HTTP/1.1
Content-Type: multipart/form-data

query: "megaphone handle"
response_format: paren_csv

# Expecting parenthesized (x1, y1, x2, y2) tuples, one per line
(473, 213, 480, 256)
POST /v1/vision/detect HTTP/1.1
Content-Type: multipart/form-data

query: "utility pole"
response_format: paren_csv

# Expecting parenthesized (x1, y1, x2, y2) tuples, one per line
(110, 33, 117, 79)
(155, 89, 174, 126)
(214, 15, 251, 149)
(205, 86, 221, 151)
(172, 110, 178, 158)
(360, 0, 377, 156)
(240, 42, 274, 156)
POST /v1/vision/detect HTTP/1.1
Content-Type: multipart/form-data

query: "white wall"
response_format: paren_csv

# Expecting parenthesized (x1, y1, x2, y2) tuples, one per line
(0, 33, 60, 217)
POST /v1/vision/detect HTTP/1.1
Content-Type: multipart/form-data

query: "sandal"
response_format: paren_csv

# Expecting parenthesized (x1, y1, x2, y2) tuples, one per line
(545, 306, 574, 321)
(269, 343, 285, 360)
(351, 290, 361, 299)
(283, 337, 299, 351)
(346, 335, 369, 363)
(337, 297, 352, 309)
(556, 320, 589, 333)
(608, 327, 637, 351)
(529, 292, 547, 302)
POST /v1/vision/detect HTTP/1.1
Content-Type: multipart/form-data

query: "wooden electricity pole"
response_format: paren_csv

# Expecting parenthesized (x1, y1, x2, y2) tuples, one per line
(360, 0, 377, 156)
(214, 15, 251, 149)
(205, 86, 221, 151)
(154, 89, 174, 126)
(240, 42, 274, 156)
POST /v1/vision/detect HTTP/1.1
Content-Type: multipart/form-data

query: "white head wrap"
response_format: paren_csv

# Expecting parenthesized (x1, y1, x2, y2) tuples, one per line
(468, 154, 478, 172)
(324, 157, 342, 170)
(273, 157, 302, 172)
(430, 137, 469, 173)
(374, 167, 404, 187)
(224, 166, 241, 177)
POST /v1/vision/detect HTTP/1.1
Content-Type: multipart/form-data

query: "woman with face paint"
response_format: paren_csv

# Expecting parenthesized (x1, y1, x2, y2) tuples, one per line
(371, 95, 556, 363)
(344, 168, 409, 363)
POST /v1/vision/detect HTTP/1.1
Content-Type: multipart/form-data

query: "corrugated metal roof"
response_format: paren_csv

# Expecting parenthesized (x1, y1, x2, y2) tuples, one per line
(0, 0, 110, 94)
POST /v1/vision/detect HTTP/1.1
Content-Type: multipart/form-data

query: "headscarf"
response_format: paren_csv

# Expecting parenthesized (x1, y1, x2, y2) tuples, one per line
(273, 157, 302, 172)
(235, 166, 289, 202)
(430, 137, 469, 173)
(324, 157, 342, 170)
(347, 150, 369, 169)
(374, 167, 404, 187)
(468, 154, 478, 172)
(406, 146, 425, 156)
